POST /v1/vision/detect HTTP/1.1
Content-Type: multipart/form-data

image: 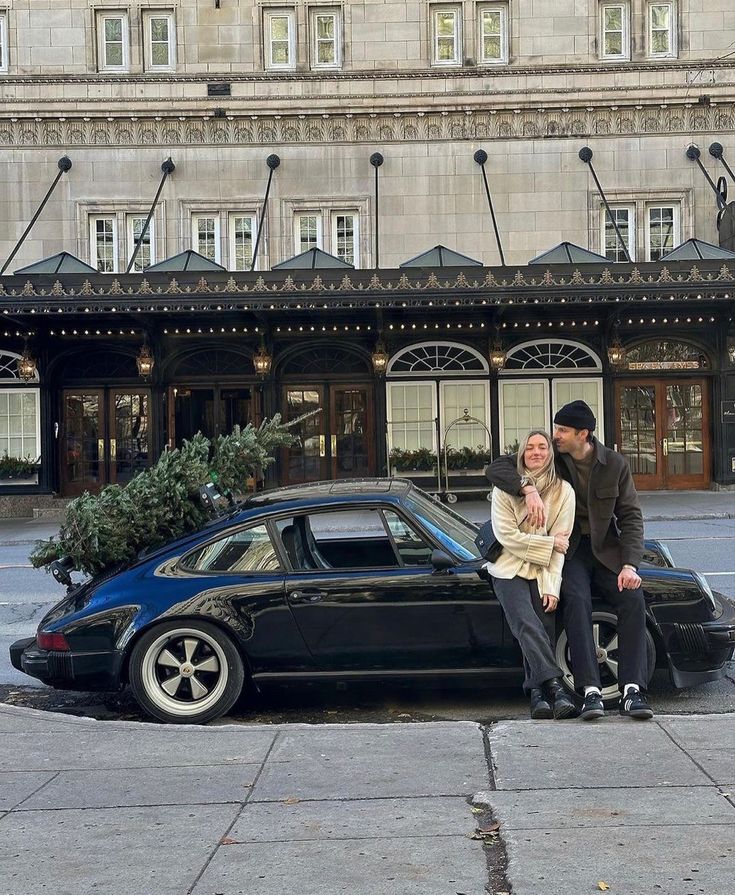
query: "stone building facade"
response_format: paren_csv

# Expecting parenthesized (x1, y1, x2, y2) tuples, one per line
(0, 0, 734, 503)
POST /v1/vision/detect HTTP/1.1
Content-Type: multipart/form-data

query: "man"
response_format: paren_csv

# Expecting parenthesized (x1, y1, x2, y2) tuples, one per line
(485, 400, 653, 721)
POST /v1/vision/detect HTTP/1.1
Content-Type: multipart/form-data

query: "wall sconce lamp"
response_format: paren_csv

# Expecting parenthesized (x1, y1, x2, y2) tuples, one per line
(371, 339, 389, 375)
(136, 337, 155, 378)
(253, 335, 273, 377)
(17, 339, 37, 381)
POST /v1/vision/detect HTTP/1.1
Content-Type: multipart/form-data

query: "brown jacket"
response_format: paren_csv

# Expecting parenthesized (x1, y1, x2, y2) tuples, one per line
(484, 438, 644, 574)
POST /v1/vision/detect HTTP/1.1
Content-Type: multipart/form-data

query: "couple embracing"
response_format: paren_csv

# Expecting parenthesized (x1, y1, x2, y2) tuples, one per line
(483, 400, 654, 722)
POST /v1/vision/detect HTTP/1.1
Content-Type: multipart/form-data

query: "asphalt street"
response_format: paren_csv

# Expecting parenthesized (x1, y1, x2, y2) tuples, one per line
(0, 499, 733, 721)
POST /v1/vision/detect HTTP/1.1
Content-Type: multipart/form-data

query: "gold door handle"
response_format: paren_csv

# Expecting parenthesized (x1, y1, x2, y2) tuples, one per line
(319, 435, 326, 458)
(662, 437, 668, 456)
(331, 434, 337, 457)
(98, 439, 105, 459)
(110, 438, 117, 461)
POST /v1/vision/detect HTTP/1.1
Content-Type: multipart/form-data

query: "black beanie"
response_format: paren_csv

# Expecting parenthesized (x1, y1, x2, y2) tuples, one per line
(554, 400, 596, 432)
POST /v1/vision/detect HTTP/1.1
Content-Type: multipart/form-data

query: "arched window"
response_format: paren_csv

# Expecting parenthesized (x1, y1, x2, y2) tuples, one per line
(625, 339, 709, 370)
(0, 350, 41, 468)
(387, 341, 489, 377)
(498, 340, 604, 451)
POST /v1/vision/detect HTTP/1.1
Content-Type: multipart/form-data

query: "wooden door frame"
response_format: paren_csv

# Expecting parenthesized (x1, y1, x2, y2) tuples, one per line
(615, 377, 711, 491)
(328, 382, 376, 479)
(107, 387, 152, 485)
(167, 382, 262, 448)
(280, 383, 328, 485)
(60, 388, 106, 497)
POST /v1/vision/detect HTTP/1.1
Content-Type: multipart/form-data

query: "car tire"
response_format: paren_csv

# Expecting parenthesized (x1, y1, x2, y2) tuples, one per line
(129, 620, 245, 724)
(554, 609, 656, 706)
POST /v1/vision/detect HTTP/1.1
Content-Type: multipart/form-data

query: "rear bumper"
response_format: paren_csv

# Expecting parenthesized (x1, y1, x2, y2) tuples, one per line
(663, 612, 735, 688)
(10, 636, 121, 691)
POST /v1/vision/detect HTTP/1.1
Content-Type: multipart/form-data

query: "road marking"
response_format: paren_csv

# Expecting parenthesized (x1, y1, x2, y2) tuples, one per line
(0, 564, 33, 570)
(703, 571, 735, 576)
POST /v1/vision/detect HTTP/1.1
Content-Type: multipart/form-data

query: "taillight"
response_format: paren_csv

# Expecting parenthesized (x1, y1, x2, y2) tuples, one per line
(37, 631, 71, 651)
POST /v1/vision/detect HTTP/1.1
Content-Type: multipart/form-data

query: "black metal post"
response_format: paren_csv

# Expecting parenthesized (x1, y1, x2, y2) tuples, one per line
(686, 145, 728, 210)
(250, 154, 280, 272)
(1, 156, 72, 275)
(370, 153, 384, 268)
(578, 147, 632, 263)
(709, 143, 735, 184)
(125, 158, 175, 273)
(473, 149, 506, 266)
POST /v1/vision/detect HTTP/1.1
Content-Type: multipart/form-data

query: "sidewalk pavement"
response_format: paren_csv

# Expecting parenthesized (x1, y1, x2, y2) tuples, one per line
(1, 703, 733, 895)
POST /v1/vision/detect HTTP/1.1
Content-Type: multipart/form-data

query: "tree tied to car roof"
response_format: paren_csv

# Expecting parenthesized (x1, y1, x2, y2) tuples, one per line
(30, 412, 316, 577)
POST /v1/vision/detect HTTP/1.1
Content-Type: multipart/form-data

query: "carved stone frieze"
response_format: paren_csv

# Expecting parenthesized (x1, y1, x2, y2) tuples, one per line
(1, 103, 734, 147)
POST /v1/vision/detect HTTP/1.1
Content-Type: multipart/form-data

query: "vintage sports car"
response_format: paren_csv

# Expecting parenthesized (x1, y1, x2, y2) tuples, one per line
(11, 479, 735, 724)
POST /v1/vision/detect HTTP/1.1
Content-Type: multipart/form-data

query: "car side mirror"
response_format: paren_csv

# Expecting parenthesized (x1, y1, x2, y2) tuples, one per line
(430, 549, 455, 574)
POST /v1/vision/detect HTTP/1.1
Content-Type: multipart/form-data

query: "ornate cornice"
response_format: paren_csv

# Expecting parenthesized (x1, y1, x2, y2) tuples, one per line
(0, 265, 733, 315)
(1, 102, 734, 146)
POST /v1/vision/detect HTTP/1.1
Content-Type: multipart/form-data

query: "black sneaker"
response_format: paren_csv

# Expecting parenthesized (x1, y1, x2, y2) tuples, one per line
(619, 688, 654, 720)
(579, 691, 605, 721)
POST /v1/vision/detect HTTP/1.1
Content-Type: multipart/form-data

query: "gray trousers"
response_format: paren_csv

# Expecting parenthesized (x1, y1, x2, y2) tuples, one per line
(492, 576, 563, 693)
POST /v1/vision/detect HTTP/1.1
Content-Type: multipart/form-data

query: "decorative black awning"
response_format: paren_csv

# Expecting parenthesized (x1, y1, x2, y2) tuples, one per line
(145, 250, 226, 272)
(14, 251, 97, 275)
(660, 238, 735, 261)
(399, 245, 482, 268)
(529, 242, 609, 265)
(272, 247, 354, 270)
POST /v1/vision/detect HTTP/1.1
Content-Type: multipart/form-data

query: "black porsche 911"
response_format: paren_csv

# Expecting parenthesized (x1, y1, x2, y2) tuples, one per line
(11, 479, 735, 724)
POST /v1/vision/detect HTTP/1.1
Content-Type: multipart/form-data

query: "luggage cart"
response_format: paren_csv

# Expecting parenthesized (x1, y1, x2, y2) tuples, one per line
(439, 410, 493, 504)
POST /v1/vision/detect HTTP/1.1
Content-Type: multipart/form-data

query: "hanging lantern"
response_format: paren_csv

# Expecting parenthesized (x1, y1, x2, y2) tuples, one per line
(253, 339, 272, 377)
(371, 340, 389, 375)
(136, 341, 155, 378)
(17, 343, 37, 382)
(607, 336, 627, 369)
(489, 341, 506, 372)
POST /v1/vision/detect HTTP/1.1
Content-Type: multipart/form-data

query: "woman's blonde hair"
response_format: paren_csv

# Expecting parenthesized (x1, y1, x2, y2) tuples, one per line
(516, 429, 559, 498)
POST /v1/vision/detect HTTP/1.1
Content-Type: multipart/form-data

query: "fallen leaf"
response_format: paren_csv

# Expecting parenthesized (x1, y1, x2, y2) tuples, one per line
(598, 882, 610, 891)
(471, 806, 484, 814)
(220, 837, 242, 845)
(478, 822, 501, 834)
(282, 797, 301, 805)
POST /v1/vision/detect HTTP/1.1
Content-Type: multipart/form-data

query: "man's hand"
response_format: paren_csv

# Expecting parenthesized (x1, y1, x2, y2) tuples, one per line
(523, 487, 546, 528)
(553, 531, 570, 554)
(617, 566, 641, 591)
(542, 593, 559, 613)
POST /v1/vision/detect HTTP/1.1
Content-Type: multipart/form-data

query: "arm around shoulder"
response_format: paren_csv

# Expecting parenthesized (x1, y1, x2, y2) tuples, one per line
(484, 452, 522, 496)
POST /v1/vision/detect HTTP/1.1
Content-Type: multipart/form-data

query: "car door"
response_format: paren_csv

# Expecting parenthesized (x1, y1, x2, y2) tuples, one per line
(276, 505, 508, 672)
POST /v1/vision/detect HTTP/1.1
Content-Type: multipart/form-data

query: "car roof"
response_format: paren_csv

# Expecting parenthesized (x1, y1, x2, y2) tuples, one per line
(240, 477, 414, 509)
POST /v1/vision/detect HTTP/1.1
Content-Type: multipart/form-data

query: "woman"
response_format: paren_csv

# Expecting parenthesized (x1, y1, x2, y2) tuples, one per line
(483, 429, 576, 719)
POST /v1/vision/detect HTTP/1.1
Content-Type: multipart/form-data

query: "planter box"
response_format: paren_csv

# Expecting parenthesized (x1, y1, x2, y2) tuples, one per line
(0, 473, 39, 486)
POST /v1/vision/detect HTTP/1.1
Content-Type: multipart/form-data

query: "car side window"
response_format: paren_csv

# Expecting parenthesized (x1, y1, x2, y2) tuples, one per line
(276, 509, 400, 571)
(181, 524, 281, 573)
(383, 510, 434, 566)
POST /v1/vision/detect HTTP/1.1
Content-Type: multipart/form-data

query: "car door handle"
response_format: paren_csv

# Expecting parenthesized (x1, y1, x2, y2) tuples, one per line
(289, 590, 327, 604)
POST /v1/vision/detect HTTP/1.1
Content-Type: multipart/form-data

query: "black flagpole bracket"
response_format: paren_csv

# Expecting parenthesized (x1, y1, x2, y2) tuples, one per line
(250, 154, 280, 272)
(579, 146, 632, 263)
(125, 157, 175, 273)
(473, 149, 506, 266)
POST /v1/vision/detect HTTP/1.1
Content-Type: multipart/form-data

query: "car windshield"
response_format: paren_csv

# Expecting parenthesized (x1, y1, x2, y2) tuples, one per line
(403, 490, 482, 561)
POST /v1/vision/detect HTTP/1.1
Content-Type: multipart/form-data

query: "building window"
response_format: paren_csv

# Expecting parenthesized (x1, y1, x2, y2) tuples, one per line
(90, 215, 118, 272)
(127, 216, 155, 272)
(97, 12, 130, 72)
(311, 8, 341, 69)
(0, 389, 40, 463)
(0, 13, 8, 73)
(264, 8, 296, 70)
(295, 213, 323, 254)
(192, 215, 221, 263)
(478, 5, 507, 64)
(332, 213, 358, 265)
(432, 7, 461, 65)
(387, 382, 437, 453)
(648, 2, 676, 58)
(647, 204, 679, 261)
(600, 3, 629, 60)
(144, 11, 176, 71)
(601, 205, 635, 262)
(229, 213, 256, 271)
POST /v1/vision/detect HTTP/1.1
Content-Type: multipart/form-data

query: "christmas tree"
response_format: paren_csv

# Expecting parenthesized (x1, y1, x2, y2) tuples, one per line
(31, 415, 300, 577)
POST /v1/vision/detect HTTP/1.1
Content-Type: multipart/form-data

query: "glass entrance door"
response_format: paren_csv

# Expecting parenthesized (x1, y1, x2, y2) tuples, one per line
(282, 384, 376, 484)
(62, 389, 151, 495)
(615, 379, 710, 490)
(169, 386, 258, 447)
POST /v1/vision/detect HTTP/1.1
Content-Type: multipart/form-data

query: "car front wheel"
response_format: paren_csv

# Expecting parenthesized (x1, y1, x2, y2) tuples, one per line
(554, 609, 656, 705)
(129, 620, 245, 724)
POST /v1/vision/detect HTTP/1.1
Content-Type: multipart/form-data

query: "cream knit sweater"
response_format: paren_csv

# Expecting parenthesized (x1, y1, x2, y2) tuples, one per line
(483, 479, 576, 598)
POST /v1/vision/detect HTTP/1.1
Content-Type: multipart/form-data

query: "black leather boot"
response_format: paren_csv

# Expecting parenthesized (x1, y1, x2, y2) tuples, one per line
(543, 678, 577, 720)
(529, 688, 553, 720)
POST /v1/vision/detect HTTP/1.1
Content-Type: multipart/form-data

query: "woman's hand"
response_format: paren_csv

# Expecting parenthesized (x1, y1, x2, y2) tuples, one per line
(553, 531, 570, 554)
(522, 486, 546, 528)
(542, 593, 559, 613)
